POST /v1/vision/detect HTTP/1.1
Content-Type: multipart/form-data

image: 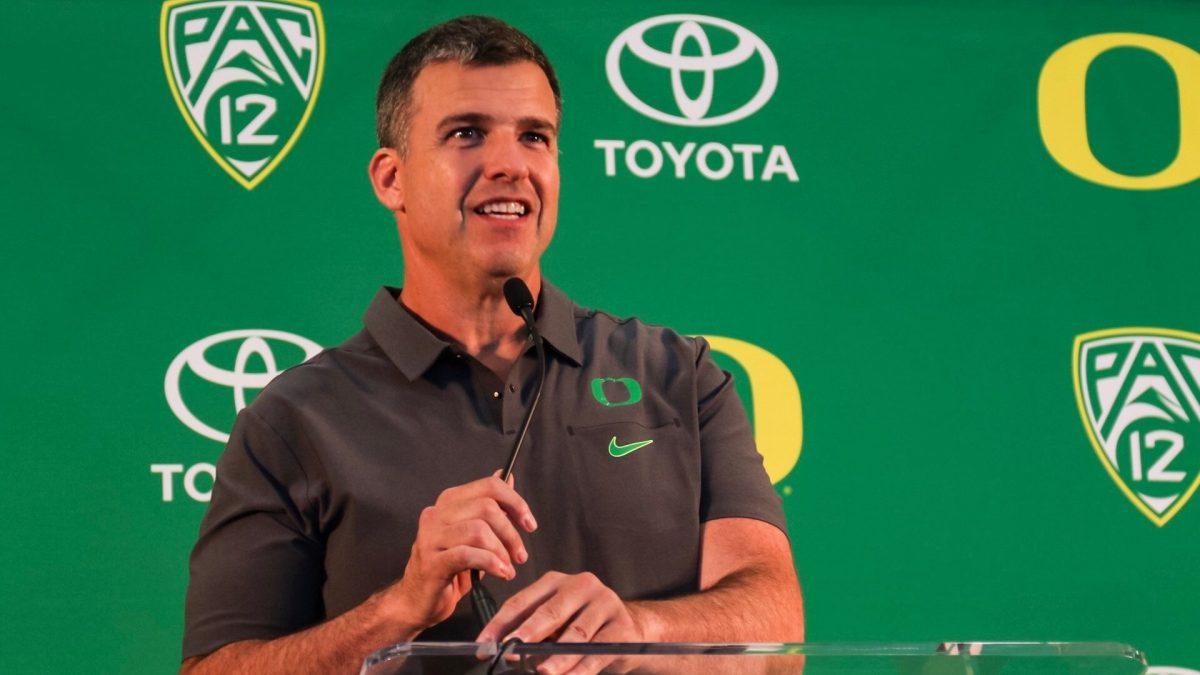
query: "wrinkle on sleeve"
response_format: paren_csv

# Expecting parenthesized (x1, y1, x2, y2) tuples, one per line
(181, 407, 325, 661)
(694, 336, 789, 537)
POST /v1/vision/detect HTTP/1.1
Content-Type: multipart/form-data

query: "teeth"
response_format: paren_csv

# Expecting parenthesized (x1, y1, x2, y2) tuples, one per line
(477, 201, 527, 215)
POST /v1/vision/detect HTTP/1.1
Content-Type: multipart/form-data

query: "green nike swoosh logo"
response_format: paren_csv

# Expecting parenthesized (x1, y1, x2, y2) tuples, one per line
(608, 436, 654, 458)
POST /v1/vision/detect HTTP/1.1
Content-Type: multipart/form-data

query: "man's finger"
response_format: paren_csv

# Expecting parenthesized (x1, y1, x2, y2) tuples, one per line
(476, 572, 563, 642)
(530, 603, 610, 674)
(439, 518, 514, 568)
(438, 498, 529, 565)
(553, 602, 608, 643)
(490, 470, 517, 488)
(452, 570, 472, 596)
(442, 475, 538, 533)
(506, 583, 598, 644)
(438, 545, 513, 581)
(557, 624, 625, 675)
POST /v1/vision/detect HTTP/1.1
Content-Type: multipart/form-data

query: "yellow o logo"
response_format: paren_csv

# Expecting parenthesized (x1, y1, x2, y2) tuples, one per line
(1038, 32, 1200, 189)
(703, 336, 802, 484)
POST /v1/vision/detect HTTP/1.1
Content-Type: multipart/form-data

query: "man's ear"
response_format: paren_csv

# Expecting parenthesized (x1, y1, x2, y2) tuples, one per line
(368, 148, 405, 212)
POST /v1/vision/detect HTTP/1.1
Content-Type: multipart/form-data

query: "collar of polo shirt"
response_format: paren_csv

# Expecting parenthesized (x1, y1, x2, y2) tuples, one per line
(363, 281, 584, 381)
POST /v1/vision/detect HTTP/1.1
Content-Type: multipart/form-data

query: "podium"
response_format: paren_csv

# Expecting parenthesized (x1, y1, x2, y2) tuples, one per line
(361, 641, 1146, 674)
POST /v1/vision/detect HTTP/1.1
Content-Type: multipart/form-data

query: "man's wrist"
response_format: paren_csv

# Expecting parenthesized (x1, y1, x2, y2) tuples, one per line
(626, 600, 665, 643)
(373, 579, 427, 643)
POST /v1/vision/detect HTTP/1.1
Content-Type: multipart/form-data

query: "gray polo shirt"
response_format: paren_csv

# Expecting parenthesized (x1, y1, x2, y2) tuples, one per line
(182, 281, 786, 660)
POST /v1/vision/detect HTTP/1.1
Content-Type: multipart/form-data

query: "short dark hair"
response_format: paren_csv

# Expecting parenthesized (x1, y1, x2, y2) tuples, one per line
(375, 15, 562, 153)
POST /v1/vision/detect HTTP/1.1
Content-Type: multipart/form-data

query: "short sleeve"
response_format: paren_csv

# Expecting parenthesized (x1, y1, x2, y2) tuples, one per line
(694, 337, 789, 536)
(182, 407, 325, 661)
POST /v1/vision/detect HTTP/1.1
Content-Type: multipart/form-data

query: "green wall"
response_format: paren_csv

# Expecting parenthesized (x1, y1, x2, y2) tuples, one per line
(3, 1, 1198, 671)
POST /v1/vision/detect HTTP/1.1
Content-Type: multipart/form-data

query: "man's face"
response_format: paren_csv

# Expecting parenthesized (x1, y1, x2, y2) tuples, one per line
(391, 60, 560, 283)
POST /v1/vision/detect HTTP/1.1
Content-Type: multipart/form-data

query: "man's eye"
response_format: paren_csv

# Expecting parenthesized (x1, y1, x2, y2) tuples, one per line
(523, 131, 549, 144)
(450, 127, 481, 140)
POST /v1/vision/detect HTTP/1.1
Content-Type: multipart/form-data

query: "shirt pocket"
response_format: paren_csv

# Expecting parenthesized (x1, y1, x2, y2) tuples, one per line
(564, 415, 699, 533)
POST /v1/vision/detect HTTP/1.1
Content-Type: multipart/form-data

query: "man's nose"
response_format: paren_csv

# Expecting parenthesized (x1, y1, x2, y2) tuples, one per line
(481, 134, 530, 182)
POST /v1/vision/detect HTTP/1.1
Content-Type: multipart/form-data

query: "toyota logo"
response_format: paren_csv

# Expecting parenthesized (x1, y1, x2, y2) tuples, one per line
(606, 14, 778, 126)
(164, 329, 323, 442)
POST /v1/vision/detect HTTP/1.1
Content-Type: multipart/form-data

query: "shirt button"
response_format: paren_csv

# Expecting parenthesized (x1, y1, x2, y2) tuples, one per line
(492, 391, 501, 399)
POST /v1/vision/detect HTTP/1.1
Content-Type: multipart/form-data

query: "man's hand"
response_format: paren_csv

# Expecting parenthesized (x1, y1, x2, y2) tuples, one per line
(180, 474, 538, 675)
(476, 571, 650, 675)
(385, 473, 538, 632)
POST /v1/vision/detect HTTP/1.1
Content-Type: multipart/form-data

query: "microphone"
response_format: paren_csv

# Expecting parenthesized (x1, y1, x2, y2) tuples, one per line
(503, 277, 542, 347)
(471, 278, 549, 627)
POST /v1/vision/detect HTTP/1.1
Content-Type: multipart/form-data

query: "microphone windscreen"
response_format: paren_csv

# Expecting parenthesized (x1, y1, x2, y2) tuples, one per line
(503, 278, 535, 316)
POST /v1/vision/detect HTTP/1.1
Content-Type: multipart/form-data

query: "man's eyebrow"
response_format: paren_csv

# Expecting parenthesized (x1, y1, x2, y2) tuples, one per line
(435, 112, 559, 135)
(518, 116, 558, 134)
(436, 112, 494, 132)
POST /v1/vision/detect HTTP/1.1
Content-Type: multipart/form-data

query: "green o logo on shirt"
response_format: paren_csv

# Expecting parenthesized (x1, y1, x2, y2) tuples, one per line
(590, 377, 642, 407)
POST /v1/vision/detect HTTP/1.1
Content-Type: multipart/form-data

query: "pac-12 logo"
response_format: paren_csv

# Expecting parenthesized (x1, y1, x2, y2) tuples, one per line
(165, 329, 322, 442)
(1074, 328, 1200, 526)
(160, 0, 325, 189)
(606, 14, 777, 126)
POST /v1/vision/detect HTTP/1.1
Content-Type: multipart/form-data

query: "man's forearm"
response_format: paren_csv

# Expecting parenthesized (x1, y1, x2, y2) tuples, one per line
(180, 588, 420, 675)
(629, 563, 804, 643)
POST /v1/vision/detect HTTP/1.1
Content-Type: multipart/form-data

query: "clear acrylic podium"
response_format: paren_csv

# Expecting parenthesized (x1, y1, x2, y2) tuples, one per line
(361, 641, 1146, 674)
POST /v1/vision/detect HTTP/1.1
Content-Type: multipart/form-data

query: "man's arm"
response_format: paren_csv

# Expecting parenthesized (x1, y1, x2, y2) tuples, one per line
(631, 517, 803, 642)
(182, 474, 536, 675)
(476, 517, 803, 674)
(180, 587, 419, 675)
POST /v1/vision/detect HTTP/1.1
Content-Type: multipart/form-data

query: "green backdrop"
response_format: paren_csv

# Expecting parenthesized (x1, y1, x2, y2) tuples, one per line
(3, 0, 1198, 671)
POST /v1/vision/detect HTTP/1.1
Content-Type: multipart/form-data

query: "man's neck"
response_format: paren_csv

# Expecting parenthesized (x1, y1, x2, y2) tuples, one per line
(399, 268, 542, 379)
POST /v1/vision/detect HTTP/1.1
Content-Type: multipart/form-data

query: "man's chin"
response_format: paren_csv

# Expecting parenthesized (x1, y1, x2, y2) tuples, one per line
(484, 267, 526, 285)
(478, 253, 533, 282)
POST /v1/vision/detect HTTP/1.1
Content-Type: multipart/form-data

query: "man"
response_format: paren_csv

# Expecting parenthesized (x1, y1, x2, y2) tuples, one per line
(181, 16, 803, 674)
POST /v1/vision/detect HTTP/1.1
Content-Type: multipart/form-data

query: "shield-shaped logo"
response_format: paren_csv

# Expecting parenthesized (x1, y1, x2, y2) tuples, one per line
(1074, 328, 1200, 526)
(160, 0, 324, 189)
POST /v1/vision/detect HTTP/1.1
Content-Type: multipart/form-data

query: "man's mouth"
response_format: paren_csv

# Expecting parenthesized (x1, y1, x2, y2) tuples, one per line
(473, 199, 530, 221)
